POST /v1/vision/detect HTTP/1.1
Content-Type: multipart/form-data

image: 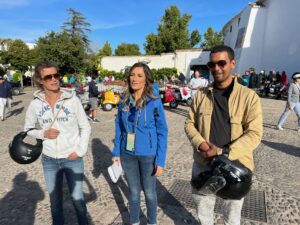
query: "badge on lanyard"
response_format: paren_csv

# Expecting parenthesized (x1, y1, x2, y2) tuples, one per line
(126, 133, 135, 151)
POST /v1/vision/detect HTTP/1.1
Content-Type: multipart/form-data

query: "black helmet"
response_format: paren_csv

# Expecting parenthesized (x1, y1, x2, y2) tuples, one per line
(191, 155, 252, 200)
(9, 129, 43, 164)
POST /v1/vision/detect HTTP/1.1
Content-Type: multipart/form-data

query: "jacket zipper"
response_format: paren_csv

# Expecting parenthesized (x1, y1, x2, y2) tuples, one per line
(149, 132, 152, 149)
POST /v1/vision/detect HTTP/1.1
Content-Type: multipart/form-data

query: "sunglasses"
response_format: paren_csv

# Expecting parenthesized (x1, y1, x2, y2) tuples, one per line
(207, 60, 227, 69)
(42, 73, 60, 81)
(128, 106, 138, 122)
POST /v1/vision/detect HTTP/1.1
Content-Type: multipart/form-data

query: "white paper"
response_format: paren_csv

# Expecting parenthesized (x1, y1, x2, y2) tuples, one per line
(108, 162, 123, 183)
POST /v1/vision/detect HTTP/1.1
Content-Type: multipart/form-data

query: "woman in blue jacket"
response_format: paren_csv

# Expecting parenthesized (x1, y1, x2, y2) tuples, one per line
(112, 62, 168, 225)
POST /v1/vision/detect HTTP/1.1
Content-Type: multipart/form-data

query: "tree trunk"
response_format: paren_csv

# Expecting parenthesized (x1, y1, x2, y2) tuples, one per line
(20, 72, 24, 88)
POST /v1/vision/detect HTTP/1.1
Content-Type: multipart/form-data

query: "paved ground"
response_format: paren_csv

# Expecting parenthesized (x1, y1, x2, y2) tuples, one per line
(0, 88, 299, 225)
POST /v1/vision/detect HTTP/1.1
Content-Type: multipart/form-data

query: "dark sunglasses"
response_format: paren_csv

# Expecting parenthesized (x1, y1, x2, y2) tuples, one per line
(207, 60, 227, 69)
(42, 73, 60, 81)
(128, 106, 138, 122)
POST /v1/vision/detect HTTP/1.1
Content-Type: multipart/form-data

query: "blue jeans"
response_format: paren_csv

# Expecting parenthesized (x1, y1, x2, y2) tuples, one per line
(278, 102, 300, 127)
(42, 154, 88, 225)
(121, 153, 157, 225)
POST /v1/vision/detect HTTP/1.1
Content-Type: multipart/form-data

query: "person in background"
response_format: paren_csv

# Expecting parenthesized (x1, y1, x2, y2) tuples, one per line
(178, 72, 186, 85)
(277, 72, 300, 131)
(69, 75, 76, 84)
(281, 71, 288, 86)
(188, 70, 208, 97)
(24, 61, 91, 225)
(3, 74, 13, 112)
(88, 75, 100, 123)
(242, 71, 249, 87)
(276, 71, 281, 83)
(112, 62, 168, 225)
(0, 75, 12, 121)
(185, 45, 263, 225)
(248, 67, 259, 90)
(234, 72, 246, 86)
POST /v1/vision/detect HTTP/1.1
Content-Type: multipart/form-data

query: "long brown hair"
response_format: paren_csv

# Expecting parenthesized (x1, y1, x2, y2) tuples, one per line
(122, 62, 156, 108)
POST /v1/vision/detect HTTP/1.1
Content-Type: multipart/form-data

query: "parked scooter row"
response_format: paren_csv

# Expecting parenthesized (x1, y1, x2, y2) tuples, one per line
(159, 85, 193, 109)
(256, 80, 288, 99)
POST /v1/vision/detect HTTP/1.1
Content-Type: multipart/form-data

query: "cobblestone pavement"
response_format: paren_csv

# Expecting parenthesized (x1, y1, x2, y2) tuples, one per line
(0, 88, 299, 225)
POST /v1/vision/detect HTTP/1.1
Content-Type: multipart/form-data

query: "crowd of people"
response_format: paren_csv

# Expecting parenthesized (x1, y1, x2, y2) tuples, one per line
(2, 44, 298, 225)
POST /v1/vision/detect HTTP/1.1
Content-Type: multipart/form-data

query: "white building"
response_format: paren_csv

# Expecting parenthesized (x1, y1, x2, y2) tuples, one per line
(100, 49, 211, 79)
(223, 0, 300, 76)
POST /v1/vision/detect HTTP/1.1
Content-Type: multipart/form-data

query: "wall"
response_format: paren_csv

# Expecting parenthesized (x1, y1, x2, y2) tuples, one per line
(101, 49, 210, 78)
(261, 0, 300, 76)
(224, 0, 300, 76)
(101, 54, 174, 72)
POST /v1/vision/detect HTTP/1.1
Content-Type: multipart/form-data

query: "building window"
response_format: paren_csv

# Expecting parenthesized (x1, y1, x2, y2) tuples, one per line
(238, 18, 241, 26)
(230, 25, 232, 32)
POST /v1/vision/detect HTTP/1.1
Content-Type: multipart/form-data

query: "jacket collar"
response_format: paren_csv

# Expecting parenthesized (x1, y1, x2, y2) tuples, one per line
(207, 76, 241, 94)
(33, 87, 75, 102)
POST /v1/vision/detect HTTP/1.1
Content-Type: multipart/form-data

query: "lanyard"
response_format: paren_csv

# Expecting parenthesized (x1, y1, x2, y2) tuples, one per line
(125, 103, 147, 133)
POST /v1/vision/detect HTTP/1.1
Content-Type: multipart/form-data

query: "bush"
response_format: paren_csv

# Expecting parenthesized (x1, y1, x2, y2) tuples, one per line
(151, 67, 177, 81)
(99, 69, 125, 80)
(12, 71, 22, 82)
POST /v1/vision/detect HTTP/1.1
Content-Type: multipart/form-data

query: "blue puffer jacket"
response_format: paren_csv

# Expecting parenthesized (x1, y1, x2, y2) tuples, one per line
(113, 96, 168, 167)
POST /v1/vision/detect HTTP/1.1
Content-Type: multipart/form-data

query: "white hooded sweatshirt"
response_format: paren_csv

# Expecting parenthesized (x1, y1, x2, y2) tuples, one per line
(24, 88, 91, 158)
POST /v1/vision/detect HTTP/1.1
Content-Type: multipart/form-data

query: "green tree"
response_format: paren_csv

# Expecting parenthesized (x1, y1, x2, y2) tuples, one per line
(1, 39, 30, 87)
(144, 5, 201, 54)
(61, 8, 91, 47)
(35, 31, 85, 74)
(201, 27, 224, 50)
(115, 43, 141, 56)
(83, 52, 99, 76)
(98, 41, 112, 57)
(190, 30, 201, 47)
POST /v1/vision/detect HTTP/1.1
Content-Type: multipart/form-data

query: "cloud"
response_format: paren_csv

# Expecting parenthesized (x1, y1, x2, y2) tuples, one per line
(93, 21, 135, 30)
(0, 0, 61, 9)
(0, 0, 30, 8)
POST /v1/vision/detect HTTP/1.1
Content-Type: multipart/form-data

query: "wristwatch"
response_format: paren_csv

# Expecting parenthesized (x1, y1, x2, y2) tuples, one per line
(217, 147, 223, 155)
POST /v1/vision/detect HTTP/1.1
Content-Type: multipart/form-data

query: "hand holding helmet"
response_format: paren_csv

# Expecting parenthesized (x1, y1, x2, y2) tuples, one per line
(191, 155, 252, 200)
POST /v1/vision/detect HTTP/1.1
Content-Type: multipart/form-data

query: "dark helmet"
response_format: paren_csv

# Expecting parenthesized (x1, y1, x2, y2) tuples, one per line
(9, 129, 43, 164)
(191, 155, 252, 200)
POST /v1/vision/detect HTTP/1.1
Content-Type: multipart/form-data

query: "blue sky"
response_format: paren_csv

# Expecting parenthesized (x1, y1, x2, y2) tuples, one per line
(0, 0, 250, 53)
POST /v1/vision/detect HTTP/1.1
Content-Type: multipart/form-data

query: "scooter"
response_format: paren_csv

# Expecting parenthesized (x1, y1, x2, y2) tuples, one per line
(173, 86, 193, 106)
(160, 85, 178, 108)
(75, 85, 91, 112)
(101, 89, 120, 111)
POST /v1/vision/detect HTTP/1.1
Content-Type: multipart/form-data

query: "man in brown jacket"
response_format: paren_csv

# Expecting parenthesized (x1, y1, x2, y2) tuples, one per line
(185, 45, 263, 225)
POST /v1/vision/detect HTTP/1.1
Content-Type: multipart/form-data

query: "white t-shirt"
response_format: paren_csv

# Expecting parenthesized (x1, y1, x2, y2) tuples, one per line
(189, 77, 208, 96)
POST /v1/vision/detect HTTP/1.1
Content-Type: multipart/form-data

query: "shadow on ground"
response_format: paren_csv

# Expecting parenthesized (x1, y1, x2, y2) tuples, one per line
(164, 106, 189, 118)
(0, 172, 45, 225)
(262, 140, 300, 157)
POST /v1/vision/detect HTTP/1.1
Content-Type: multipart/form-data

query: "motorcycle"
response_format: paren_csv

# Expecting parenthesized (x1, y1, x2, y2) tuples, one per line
(263, 80, 287, 99)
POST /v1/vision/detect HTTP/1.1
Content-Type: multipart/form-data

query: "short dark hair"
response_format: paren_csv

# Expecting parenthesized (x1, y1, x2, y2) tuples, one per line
(34, 61, 59, 89)
(210, 45, 235, 61)
(92, 75, 98, 80)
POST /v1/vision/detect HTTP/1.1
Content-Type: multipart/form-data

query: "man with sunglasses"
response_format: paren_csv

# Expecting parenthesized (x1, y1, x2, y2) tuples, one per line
(185, 45, 263, 225)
